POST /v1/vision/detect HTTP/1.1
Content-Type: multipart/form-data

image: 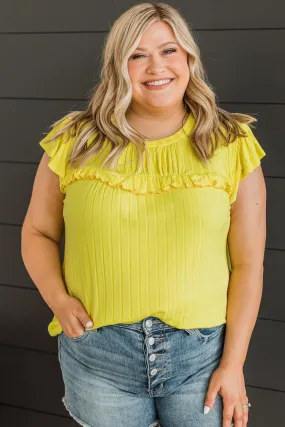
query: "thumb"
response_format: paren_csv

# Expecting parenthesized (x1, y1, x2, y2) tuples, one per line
(76, 311, 93, 328)
(204, 385, 218, 415)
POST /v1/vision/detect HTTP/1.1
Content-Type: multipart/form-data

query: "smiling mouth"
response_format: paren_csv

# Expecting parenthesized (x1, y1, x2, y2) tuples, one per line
(142, 78, 174, 86)
(142, 78, 175, 89)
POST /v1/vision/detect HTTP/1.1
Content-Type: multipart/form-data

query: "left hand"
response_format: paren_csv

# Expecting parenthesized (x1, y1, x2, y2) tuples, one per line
(203, 363, 249, 427)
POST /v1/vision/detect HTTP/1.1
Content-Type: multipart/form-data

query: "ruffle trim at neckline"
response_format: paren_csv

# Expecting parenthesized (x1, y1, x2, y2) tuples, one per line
(60, 166, 232, 196)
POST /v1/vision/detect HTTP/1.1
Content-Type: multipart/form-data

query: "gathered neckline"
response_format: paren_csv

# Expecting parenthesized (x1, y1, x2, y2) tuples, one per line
(143, 112, 195, 147)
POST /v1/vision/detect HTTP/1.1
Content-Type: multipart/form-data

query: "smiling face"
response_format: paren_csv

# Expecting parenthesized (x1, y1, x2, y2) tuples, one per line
(127, 21, 190, 112)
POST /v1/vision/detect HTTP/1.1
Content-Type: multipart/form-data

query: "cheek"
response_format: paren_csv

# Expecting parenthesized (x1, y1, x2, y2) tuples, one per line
(128, 61, 142, 83)
(175, 64, 190, 89)
(171, 57, 189, 77)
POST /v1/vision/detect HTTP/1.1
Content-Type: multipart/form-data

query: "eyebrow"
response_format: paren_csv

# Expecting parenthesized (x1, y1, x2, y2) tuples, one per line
(134, 41, 178, 51)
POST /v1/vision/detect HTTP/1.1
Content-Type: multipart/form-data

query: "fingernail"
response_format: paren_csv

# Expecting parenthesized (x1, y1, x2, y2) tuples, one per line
(204, 406, 210, 414)
(86, 321, 93, 327)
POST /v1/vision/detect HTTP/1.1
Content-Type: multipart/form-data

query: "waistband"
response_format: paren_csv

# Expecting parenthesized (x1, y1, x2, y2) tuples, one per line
(111, 316, 181, 333)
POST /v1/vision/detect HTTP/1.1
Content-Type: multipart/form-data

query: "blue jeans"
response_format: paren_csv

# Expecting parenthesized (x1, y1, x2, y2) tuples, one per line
(58, 316, 226, 427)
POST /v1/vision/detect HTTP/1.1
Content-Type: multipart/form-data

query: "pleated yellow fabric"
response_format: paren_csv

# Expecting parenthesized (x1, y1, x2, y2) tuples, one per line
(39, 113, 266, 336)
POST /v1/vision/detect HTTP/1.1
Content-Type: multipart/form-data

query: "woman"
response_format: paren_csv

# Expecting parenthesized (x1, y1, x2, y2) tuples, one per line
(21, 2, 266, 427)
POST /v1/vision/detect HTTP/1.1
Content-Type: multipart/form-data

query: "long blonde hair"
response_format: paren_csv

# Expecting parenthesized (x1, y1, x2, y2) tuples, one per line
(42, 2, 257, 172)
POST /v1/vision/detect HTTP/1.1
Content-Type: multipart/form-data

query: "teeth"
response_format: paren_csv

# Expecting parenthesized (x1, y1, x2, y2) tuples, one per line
(145, 79, 172, 86)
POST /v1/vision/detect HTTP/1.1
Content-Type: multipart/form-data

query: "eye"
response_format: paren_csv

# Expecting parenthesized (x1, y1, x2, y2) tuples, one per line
(130, 48, 177, 60)
(163, 48, 177, 55)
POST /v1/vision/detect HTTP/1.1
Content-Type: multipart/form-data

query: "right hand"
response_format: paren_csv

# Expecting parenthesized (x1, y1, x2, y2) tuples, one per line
(50, 294, 94, 339)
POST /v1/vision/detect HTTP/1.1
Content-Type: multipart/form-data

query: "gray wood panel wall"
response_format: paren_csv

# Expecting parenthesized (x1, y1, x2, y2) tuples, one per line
(0, 1, 284, 425)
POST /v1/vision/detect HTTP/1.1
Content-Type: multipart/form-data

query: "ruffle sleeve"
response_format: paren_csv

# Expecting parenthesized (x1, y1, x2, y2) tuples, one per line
(39, 116, 74, 180)
(229, 123, 266, 204)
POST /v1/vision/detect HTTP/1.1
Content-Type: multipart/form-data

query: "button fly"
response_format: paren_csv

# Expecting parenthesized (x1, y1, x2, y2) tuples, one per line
(146, 319, 153, 328)
(150, 368, 158, 376)
(149, 354, 156, 361)
(148, 337, 155, 345)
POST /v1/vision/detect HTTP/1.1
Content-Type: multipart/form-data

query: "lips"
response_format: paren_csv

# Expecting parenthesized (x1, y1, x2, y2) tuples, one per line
(142, 78, 174, 85)
(142, 78, 175, 90)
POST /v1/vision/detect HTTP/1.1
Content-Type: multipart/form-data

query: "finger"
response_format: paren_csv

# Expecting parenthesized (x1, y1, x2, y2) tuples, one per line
(67, 317, 86, 338)
(74, 311, 93, 328)
(242, 405, 249, 427)
(204, 384, 218, 414)
(241, 395, 249, 427)
(222, 399, 235, 427)
(233, 404, 244, 427)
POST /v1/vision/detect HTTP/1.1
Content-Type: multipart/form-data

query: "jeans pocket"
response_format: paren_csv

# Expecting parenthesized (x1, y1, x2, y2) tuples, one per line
(195, 323, 226, 339)
(64, 328, 94, 342)
(185, 323, 225, 339)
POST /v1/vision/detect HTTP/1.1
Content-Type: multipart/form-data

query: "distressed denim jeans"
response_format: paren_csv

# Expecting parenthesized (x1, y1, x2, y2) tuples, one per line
(58, 316, 226, 427)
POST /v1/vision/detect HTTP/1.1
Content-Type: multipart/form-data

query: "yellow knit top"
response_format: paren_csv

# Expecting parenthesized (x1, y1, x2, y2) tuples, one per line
(39, 113, 266, 337)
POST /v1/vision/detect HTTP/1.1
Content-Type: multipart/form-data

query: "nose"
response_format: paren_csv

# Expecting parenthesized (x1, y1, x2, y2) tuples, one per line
(146, 53, 167, 74)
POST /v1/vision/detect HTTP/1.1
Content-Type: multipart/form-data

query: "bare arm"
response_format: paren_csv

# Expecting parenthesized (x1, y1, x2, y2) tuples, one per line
(21, 152, 68, 310)
(203, 164, 266, 425)
(21, 152, 94, 336)
(220, 164, 267, 368)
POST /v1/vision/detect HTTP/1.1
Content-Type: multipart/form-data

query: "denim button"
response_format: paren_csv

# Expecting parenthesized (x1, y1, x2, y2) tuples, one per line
(149, 354, 156, 361)
(150, 368, 158, 376)
(146, 319, 153, 328)
(149, 337, 155, 345)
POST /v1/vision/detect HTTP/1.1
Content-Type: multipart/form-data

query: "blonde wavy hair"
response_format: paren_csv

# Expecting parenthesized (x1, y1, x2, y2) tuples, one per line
(42, 2, 257, 172)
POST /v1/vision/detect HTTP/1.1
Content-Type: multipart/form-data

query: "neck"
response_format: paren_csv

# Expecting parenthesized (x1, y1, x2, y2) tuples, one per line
(126, 106, 188, 140)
